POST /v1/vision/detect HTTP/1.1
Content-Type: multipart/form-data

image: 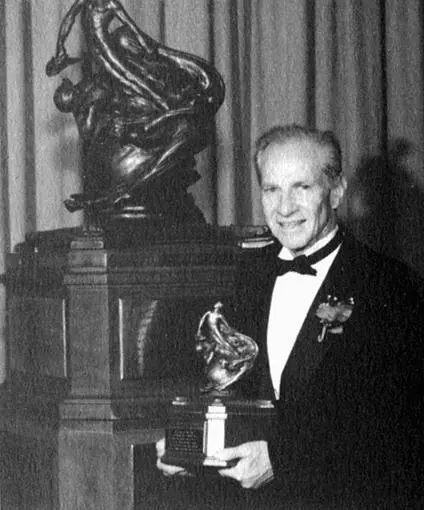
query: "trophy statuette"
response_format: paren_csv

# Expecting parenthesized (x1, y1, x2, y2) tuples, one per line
(162, 302, 274, 469)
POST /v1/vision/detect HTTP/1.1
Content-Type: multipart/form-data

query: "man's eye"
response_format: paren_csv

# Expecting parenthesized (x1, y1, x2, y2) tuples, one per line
(262, 186, 277, 193)
(300, 184, 311, 190)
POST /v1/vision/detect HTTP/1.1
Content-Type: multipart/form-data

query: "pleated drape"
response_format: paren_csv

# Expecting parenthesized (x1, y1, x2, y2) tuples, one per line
(1, 0, 424, 381)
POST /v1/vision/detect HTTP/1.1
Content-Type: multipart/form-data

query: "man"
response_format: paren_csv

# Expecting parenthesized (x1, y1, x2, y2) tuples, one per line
(157, 124, 423, 507)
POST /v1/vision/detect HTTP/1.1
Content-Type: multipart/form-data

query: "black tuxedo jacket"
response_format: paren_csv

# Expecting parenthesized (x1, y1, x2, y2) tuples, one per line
(232, 231, 423, 507)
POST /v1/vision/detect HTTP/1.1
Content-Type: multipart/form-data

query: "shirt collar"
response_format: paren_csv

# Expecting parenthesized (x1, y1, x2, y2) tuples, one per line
(279, 226, 339, 261)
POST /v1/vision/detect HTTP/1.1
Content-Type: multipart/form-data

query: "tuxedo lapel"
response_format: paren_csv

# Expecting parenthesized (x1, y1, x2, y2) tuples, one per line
(279, 237, 359, 402)
(255, 245, 281, 398)
(234, 240, 281, 399)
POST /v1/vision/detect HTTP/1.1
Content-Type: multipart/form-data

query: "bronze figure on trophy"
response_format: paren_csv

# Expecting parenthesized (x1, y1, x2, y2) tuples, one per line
(195, 302, 259, 393)
(163, 303, 274, 470)
(46, 0, 225, 224)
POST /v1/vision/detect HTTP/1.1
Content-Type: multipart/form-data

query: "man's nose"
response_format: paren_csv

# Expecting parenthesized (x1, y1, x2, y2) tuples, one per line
(278, 191, 297, 216)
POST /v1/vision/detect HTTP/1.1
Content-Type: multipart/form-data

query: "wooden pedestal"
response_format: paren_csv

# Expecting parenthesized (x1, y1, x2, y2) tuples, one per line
(3, 225, 240, 509)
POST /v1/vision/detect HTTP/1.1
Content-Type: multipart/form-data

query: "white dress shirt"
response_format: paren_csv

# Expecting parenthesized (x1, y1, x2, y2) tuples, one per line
(267, 229, 340, 399)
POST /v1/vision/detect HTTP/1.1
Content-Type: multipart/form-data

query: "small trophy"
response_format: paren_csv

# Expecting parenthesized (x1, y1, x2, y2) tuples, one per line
(162, 302, 274, 469)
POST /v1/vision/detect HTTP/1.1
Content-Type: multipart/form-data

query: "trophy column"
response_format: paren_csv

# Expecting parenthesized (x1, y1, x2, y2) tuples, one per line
(203, 399, 228, 467)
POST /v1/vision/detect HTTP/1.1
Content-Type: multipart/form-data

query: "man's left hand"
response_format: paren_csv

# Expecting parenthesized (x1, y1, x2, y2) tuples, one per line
(216, 440, 274, 489)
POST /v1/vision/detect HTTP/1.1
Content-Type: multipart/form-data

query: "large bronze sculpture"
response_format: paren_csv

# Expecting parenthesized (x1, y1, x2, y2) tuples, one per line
(46, 0, 225, 223)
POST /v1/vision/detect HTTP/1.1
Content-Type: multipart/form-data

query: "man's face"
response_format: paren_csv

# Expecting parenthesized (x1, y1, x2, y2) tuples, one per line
(259, 139, 346, 255)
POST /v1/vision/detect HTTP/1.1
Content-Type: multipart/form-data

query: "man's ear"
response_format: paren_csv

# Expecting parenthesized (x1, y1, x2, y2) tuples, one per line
(330, 175, 347, 209)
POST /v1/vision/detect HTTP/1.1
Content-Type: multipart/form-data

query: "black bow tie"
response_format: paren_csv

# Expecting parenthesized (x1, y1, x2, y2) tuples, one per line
(275, 229, 343, 277)
(275, 255, 317, 276)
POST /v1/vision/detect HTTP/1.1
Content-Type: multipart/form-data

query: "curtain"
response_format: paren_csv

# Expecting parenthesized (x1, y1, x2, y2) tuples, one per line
(1, 0, 424, 381)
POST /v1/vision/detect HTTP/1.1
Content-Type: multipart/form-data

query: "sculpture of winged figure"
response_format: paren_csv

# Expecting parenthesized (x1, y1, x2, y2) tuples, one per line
(46, 0, 225, 221)
(195, 302, 259, 393)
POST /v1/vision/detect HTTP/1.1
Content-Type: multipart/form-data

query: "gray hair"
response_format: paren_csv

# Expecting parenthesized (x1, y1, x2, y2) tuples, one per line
(254, 124, 342, 186)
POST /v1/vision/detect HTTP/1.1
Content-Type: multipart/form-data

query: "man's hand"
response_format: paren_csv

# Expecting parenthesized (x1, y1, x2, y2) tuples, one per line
(216, 440, 274, 489)
(155, 438, 192, 477)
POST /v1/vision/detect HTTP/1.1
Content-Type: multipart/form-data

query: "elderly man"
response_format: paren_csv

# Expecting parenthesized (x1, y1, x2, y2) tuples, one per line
(158, 124, 423, 507)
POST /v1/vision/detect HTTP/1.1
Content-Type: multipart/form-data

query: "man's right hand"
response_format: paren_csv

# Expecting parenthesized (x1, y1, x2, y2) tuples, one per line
(155, 438, 192, 477)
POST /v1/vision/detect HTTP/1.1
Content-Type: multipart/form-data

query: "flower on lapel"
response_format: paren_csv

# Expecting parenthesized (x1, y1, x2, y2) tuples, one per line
(315, 295, 354, 343)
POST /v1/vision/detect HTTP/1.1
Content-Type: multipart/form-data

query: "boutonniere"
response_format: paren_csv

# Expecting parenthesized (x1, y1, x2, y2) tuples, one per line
(315, 295, 355, 343)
